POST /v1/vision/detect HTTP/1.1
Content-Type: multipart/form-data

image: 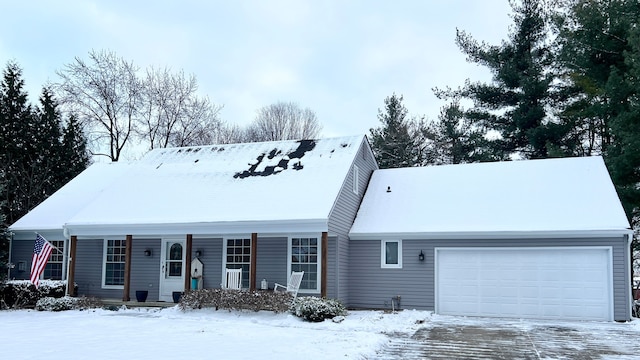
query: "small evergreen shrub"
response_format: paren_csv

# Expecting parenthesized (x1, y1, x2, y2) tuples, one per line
(290, 296, 347, 322)
(179, 289, 293, 312)
(35, 296, 103, 311)
(1, 280, 78, 309)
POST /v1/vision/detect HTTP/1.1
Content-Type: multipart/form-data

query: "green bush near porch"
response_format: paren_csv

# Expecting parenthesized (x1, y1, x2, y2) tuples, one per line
(0, 280, 78, 309)
(178, 289, 293, 312)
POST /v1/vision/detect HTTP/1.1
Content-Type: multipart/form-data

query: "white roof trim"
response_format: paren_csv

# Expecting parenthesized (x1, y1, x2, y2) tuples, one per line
(64, 218, 329, 237)
(349, 229, 630, 240)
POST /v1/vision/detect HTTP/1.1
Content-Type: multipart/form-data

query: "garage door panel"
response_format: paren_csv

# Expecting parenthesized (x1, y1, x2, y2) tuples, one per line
(436, 247, 612, 321)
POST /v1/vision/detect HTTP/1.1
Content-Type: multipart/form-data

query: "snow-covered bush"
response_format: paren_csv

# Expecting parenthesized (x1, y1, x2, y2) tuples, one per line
(1, 280, 78, 309)
(290, 296, 347, 322)
(179, 289, 293, 312)
(35, 296, 102, 311)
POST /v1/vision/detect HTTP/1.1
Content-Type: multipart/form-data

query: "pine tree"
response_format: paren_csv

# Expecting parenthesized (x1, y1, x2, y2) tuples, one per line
(369, 94, 421, 169)
(427, 100, 496, 164)
(60, 113, 90, 184)
(450, 0, 562, 159)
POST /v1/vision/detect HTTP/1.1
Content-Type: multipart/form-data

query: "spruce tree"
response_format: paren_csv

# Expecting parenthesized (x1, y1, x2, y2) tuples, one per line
(369, 94, 420, 169)
(60, 114, 90, 184)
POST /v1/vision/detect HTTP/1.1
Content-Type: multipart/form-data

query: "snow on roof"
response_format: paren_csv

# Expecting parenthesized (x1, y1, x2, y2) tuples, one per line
(60, 135, 365, 230)
(10, 163, 132, 231)
(349, 156, 630, 238)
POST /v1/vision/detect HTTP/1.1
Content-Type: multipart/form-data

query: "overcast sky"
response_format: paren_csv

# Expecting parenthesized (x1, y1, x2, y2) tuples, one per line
(0, 0, 513, 143)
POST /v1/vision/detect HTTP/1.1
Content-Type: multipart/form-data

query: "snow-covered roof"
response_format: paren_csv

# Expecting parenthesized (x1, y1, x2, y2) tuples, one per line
(12, 135, 366, 236)
(349, 156, 630, 239)
(10, 163, 132, 231)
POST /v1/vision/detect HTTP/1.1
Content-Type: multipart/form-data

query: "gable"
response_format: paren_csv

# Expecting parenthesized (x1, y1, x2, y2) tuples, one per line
(350, 156, 630, 238)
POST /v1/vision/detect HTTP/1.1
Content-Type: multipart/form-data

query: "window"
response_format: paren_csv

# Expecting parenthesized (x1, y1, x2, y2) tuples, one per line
(381, 240, 402, 268)
(43, 240, 65, 280)
(224, 238, 251, 288)
(352, 165, 360, 195)
(103, 239, 126, 288)
(290, 237, 320, 292)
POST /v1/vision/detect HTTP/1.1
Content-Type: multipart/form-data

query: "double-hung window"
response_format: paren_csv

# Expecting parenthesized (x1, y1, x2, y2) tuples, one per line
(381, 240, 402, 268)
(224, 238, 251, 288)
(43, 240, 65, 280)
(289, 236, 320, 293)
(103, 239, 126, 288)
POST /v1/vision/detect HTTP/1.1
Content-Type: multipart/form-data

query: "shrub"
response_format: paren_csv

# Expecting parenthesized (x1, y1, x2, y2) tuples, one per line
(35, 296, 103, 311)
(179, 289, 293, 312)
(1, 280, 78, 309)
(290, 296, 347, 322)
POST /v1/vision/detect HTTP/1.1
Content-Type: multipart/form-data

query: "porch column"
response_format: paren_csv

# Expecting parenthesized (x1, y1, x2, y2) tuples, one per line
(184, 234, 193, 291)
(321, 232, 327, 298)
(123, 235, 132, 301)
(250, 233, 257, 291)
(66, 236, 77, 297)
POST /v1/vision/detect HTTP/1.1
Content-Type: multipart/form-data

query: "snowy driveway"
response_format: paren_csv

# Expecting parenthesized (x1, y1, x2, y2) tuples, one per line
(376, 314, 640, 359)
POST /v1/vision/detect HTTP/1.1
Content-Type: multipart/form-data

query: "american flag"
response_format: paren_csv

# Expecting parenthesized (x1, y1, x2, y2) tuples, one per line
(30, 234, 54, 287)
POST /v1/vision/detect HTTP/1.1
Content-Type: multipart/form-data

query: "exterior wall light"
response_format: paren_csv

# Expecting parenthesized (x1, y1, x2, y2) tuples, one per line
(144, 249, 152, 257)
(195, 250, 202, 257)
(418, 250, 425, 261)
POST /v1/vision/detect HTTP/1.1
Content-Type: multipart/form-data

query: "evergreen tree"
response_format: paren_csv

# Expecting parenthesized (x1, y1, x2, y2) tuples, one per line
(369, 94, 421, 168)
(449, 0, 563, 159)
(0, 61, 35, 224)
(555, 0, 640, 224)
(426, 100, 496, 164)
(60, 113, 90, 184)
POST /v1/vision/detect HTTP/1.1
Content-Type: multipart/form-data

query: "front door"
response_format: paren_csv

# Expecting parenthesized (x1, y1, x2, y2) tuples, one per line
(159, 239, 185, 302)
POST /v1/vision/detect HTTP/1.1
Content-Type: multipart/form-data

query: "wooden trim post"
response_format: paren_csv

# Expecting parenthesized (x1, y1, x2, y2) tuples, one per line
(123, 235, 132, 301)
(250, 233, 257, 291)
(321, 232, 328, 298)
(67, 236, 77, 297)
(184, 234, 193, 291)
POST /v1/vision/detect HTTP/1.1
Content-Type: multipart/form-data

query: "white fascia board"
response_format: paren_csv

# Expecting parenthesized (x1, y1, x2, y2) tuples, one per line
(65, 219, 329, 238)
(348, 229, 631, 240)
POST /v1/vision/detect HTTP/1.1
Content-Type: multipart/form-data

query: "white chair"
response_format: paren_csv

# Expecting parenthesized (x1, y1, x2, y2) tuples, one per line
(274, 271, 304, 298)
(223, 268, 242, 290)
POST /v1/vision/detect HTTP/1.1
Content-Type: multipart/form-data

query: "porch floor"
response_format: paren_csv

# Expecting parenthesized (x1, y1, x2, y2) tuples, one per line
(101, 299, 178, 308)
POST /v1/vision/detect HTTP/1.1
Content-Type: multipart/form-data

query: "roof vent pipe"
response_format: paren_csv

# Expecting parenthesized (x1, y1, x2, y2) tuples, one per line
(386, 186, 391, 193)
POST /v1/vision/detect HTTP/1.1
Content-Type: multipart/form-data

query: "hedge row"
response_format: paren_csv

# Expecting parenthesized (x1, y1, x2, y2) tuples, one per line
(0, 280, 78, 309)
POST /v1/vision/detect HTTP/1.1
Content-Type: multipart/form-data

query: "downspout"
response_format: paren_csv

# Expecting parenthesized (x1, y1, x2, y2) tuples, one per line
(63, 225, 71, 296)
(6, 231, 13, 280)
(627, 230, 634, 320)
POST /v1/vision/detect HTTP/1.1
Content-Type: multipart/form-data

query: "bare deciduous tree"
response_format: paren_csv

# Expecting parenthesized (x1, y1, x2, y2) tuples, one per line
(246, 101, 322, 142)
(56, 50, 140, 162)
(138, 67, 222, 149)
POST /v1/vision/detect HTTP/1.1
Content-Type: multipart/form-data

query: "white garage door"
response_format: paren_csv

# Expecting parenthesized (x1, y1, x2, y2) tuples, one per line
(436, 247, 612, 321)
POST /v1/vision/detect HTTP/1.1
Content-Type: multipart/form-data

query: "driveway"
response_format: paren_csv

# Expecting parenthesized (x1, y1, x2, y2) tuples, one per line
(374, 314, 640, 359)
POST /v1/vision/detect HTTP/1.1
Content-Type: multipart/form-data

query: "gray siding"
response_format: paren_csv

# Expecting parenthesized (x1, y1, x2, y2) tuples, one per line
(9, 230, 67, 280)
(349, 237, 631, 321)
(327, 138, 377, 303)
(192, 238, 223, 288)
(130, 238, 161, 301)
(256, 236, 288, 288)
(75, 239, 119, 298)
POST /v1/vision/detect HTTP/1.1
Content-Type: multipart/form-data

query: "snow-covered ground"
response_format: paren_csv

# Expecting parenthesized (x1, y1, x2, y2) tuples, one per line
(0, 307, 428, 359)
(3, 307, 640, 359)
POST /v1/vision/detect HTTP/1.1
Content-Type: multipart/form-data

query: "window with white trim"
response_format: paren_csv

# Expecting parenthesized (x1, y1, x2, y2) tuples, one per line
(352, 165, 360, 195)
(224, 238, 251, 288)
(381, 240, 402, 268)
(43, 240, 65, 280)
(289, 237, 320, 292)
(103, 239, 126, 288)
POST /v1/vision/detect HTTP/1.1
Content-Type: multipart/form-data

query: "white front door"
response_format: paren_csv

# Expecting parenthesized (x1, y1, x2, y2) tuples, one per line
(159, 239, 186, 302)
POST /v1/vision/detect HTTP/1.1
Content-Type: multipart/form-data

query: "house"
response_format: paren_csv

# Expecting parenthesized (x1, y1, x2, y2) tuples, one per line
(8, 135, 378, 302)
(8, 136, 633, 321)
(348, 156, 632, 321)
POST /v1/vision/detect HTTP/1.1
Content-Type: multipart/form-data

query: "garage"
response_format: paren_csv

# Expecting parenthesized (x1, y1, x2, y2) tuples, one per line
(436, 247, 613, 321)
